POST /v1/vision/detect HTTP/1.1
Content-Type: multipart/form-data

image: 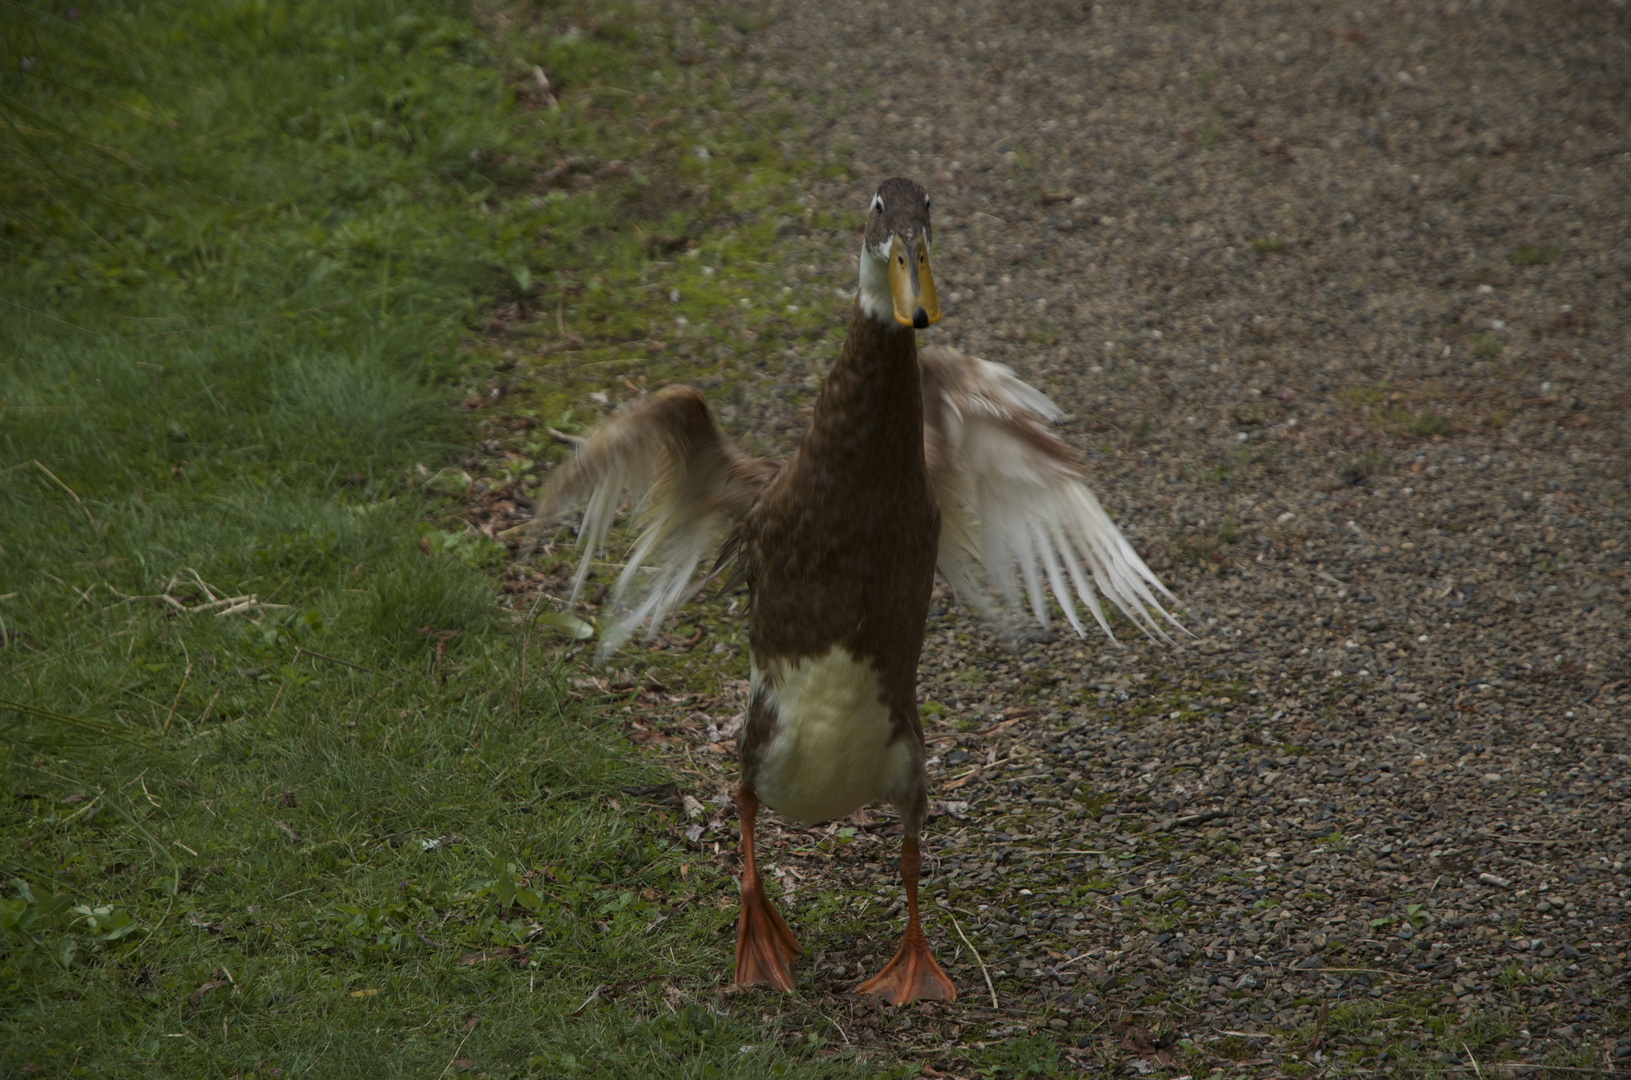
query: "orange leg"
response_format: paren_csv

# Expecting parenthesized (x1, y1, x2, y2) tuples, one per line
(733, 785, 799, 990)
(857, 836, 956, 1004)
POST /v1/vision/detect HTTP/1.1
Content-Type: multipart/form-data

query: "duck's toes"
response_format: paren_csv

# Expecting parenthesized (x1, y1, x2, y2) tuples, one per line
(734, 886, 799, 991)
(857, 931, 956, 1005)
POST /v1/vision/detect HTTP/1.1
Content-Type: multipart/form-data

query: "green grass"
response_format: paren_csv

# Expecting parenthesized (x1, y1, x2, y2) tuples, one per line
(0, 2, 868, 1076)
(1338, 385, 1455, 444)
(1173, 514, 1241, 568)
(1469, 332, 1505, 360)
(1507, 244, 1561, 267)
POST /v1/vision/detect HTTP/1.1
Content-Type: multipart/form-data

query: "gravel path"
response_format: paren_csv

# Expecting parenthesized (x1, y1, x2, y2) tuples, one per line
(508, 2, 1631, 1074)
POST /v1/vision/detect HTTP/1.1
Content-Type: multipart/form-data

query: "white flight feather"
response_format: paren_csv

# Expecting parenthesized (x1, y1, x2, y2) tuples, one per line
(922, 346, 1184, 644)
(540, 389, 762, 660)
(571, 444, 716, 657)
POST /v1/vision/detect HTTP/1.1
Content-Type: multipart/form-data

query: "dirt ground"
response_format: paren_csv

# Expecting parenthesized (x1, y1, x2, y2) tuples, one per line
(513, 1, 1631, 1075)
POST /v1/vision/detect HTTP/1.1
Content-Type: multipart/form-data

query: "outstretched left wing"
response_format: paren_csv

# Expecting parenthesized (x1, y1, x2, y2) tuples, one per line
(538, 386, 778, 656)
(920, 345, 1184, 644)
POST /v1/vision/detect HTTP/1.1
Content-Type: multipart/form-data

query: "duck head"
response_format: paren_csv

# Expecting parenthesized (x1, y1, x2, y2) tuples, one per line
(857, 177, 941, 330)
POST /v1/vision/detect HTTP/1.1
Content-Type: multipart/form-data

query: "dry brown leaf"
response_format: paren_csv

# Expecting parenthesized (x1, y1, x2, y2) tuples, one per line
(184, 977, 228, 1017)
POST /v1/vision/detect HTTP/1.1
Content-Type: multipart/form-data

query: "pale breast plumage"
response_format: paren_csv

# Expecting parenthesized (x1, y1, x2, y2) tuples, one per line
(749, 646, 916, 825)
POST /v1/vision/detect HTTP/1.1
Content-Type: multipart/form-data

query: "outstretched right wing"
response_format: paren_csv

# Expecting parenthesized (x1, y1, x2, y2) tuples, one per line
(538, 386, 777, 656)
(920, 345, 1183, 644)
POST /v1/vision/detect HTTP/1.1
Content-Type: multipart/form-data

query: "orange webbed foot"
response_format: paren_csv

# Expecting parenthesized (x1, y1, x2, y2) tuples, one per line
(734, 883, 799, 991)
(856, 930, 956, 1005)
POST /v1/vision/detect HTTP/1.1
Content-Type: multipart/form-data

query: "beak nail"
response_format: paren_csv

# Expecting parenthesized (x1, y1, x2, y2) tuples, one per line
(913, 308, 929, 329)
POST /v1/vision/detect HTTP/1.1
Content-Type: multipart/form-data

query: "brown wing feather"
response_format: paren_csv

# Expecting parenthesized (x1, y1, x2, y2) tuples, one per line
(919, 345, 1184, 643)
(537, 386, 776, 654)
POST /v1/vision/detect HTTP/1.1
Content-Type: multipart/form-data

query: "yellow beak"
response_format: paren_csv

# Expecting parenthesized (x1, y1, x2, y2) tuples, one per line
(887, 234, 940, 329)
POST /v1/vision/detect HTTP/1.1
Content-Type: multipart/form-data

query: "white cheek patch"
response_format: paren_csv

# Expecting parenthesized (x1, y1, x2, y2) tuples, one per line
(857, 242, 894, 323)
(750, 646, 914, 824)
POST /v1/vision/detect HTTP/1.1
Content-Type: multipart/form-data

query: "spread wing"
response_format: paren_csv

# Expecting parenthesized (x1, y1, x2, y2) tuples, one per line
(537, 386, 777, 656)
(920, 345, 1184, 644)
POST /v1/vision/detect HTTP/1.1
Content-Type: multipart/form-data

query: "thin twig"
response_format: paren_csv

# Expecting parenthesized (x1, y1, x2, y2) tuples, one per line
(216, 596, 290, 617)
(62, 794, 103, 824)
(160, 640, 191, 737)
(293, 646, 376, 673)
(437, 1021, 479, 1080)
(943, 751, 1019, 791)
(96, 796, 182, 952)
(176, 717, 247, 744)
(1, 459, 96, 527)
(948, 912, 998, 1010)
(569, 354, 659, 368)
(99, 582, 288, 617)
(0, 294, 100, 335)
(514, 589, 549, 721)
(9, 628, 135, 673)
(180, 568, 219, 603)
(567, 985, 606, 1017)
(1480, 832, 1583, 847)
(0, 697, 147, 742)
(1172, 809, 1231, 828)
(1462, 1041, 1484, 1080)
(1307, 995, 1329, 1062)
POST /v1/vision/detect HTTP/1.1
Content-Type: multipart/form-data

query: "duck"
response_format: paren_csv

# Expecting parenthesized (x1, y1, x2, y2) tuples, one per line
(541, 177, 1182, 1004)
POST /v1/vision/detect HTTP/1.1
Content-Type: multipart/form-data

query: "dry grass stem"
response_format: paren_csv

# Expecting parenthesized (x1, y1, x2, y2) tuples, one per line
(1, 459, 96, 527)
(948, 911, 998, 1010)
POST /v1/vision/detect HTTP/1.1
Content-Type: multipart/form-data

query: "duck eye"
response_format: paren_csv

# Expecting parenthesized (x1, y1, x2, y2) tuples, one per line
(871, 194, 884, 214)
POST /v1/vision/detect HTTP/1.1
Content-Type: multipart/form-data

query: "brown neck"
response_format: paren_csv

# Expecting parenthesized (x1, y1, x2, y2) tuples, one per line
(800, 305, 923, 480)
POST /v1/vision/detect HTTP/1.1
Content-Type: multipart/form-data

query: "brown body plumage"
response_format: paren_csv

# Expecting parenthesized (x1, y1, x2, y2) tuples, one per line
(739, 307, 939, 799)
(540, 177, 1182, 1004)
